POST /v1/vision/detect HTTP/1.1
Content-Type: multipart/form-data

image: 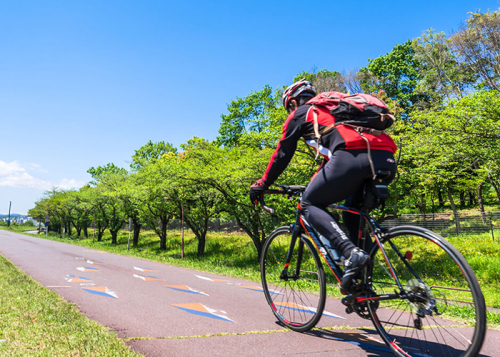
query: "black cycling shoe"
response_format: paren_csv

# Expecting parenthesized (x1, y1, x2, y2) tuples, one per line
(340, 248, 371, 294)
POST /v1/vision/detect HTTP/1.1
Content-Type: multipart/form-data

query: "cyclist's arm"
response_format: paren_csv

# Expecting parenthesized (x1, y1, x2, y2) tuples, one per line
(261, 106, 306, 186)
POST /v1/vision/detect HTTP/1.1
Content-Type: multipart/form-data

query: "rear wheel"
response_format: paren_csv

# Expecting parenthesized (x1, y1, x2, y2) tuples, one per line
(367, 226, 486, 357)
(261, 226, 326, 332)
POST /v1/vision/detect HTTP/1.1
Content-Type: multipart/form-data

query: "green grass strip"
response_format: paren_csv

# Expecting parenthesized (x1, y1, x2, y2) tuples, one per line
(0, 253, 140, 357)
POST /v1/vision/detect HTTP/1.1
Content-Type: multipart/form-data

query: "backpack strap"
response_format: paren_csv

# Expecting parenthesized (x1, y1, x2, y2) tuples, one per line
(312, 105, 320, 159)
(335, 123, 380, 180)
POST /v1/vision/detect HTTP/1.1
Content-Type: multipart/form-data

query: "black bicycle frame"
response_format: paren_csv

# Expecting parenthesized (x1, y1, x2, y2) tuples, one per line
(281, 201, 408, 299)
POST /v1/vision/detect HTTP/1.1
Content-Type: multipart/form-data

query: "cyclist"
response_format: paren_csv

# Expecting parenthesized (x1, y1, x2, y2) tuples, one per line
(249, 79, 397, 293)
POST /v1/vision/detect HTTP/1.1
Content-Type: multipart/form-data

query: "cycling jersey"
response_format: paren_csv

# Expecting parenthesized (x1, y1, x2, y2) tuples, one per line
(261, 104, 397, 186)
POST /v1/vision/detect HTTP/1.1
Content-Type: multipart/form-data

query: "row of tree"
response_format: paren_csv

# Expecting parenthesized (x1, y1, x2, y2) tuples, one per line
(29, 9, 500, 259)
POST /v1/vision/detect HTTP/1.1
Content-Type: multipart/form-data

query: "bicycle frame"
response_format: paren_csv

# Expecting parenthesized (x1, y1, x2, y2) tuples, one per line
(283, 201, 411, 302)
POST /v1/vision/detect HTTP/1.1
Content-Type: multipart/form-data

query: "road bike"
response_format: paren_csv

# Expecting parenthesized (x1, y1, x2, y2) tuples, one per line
(259, 171, 486, 357)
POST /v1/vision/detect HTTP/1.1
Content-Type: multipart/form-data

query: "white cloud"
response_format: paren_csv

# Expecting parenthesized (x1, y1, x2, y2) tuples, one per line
(56, 178, 84, 190)
(0, 160, 84, 190)
(0, 160, 24, 175)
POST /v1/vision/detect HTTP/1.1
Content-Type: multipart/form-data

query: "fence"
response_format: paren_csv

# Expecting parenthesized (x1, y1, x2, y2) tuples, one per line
(141, 212, 499, 239)
(383, 211, 500, 239)
(164, 218, 245, 233)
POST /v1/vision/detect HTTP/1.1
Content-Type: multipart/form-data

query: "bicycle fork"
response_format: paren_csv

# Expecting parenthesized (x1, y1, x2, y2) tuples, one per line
(280, 218, 303, 281)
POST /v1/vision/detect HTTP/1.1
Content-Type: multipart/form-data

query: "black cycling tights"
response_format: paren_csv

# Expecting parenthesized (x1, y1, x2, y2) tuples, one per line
(301, 149, 396, 258)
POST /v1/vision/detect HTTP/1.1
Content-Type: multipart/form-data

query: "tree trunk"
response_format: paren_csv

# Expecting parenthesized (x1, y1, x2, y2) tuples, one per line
(438, 190, 444, 207)
(97, 222, 104, 242)
(133, 219, 141, 247)
(84, 226, 88, 238)
(447, 188, 461, 235)
(197, 233, 206, 257)
(459, 191, 466, 208)
(469, 192, 475, 206)
(76, 227, 82, 237)
(110, 229, 119, 244)
(490, 179, 500, 204)
(477, 182, 487, 223)
(393, 181, 398, 217)
(159, 219, 167, 250)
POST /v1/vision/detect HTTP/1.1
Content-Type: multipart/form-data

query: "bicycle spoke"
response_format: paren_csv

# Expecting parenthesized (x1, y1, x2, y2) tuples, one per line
(367, 227, 486, 356)
(261, 228, 326, 332)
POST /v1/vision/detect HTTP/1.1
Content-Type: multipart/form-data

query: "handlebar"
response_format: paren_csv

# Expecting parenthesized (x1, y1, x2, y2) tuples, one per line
(259, 185, 307, 214)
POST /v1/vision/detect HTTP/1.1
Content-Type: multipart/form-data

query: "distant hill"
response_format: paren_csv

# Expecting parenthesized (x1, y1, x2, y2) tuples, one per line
(0, 214, 24, 218)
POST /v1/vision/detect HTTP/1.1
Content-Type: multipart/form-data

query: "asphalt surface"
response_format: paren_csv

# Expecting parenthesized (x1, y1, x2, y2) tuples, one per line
(0, 229, 497, 356)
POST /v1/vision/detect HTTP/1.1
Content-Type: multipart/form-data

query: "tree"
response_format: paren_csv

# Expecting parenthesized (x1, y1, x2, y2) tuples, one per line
(130, 140, 177, 170)
(136, 160, 177, 250)
(180, 140, 308, 259)
(450, 8, 500, 91)
(413, 29, 475, 101)
(293, 68, 345, 93)
(87, 163, 127, 185)
(217, 85, 286, 149)
(360, 40, 425, 116)
(175, 139, 228, 256)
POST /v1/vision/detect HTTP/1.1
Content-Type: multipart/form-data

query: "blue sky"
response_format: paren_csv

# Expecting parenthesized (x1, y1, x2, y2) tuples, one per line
(1, 0, 498, 214)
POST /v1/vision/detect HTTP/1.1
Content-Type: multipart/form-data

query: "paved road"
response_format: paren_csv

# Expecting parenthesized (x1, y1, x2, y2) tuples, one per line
(0, 230, 497, 356)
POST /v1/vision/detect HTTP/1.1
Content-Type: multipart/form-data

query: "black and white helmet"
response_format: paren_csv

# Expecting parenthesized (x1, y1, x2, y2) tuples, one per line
(282, 79, 316, 109)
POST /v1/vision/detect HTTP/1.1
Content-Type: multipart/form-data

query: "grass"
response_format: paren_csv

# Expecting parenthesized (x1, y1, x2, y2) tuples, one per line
(3, 225, 500, 328)
(0, 253, 140, 357)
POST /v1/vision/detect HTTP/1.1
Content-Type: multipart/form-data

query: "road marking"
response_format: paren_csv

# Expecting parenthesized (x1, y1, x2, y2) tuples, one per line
(274, 302, 345, 319)
(165, 285, 209, 296)
(82, 287, 118, 298)
(133, 266, 158, 272)
(65, 275, 93, 283)
(77, 267, 100, 272)
(133, 274, 165, 282)
(86, 260, 105, 265)
(239, 286, 283, 295)
(195, 275, 231, 283)
(172, 303, 233, 322)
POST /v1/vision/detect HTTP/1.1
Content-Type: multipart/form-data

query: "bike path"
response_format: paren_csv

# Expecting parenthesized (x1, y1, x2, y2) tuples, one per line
(0, 230, 497, 356)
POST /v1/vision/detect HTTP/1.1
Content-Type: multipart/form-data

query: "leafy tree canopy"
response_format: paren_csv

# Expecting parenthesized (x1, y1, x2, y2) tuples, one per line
(130, 140, 177, 170)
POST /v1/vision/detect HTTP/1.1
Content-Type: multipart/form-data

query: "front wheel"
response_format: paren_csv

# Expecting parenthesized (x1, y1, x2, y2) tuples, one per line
(367, 226, 486, 357)
(260, 226, 326, 332)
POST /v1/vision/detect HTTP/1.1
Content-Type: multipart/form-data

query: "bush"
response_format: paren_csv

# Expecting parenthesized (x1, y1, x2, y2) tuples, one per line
(21, 221, 35, 227)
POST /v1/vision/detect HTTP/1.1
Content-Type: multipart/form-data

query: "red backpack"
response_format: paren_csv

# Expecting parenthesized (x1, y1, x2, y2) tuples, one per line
(306, 92, 396, 177)
(306, 91, 395, 131)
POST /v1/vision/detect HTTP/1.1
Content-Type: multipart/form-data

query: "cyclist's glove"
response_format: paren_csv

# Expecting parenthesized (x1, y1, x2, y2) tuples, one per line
(249, 179, 268, 205)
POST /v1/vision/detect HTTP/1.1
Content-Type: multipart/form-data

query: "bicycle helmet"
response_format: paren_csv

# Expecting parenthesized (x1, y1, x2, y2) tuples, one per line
(282, 79, 316, 109)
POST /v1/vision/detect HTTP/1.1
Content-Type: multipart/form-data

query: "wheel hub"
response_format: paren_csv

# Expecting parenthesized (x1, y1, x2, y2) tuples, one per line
(406, 279, 436, 316)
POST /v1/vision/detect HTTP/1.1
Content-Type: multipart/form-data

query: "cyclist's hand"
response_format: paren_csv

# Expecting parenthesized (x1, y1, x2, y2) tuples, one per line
(249, 179, 268, 205)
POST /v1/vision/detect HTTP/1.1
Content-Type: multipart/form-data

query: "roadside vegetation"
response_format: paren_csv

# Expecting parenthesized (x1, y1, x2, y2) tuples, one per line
(0, 252, 140, 356)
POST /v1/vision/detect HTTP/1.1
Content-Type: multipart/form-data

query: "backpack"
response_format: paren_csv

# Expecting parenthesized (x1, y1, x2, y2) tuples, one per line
(306, 92, 395, 179)
(307, 92, 395, 131)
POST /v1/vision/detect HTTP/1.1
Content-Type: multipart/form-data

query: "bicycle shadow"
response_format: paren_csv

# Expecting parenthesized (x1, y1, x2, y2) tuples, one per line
(303, 328, 393, 356)
(300, 327, 491, 357)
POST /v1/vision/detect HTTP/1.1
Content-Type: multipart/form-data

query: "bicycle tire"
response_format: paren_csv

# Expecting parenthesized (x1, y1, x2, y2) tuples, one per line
(260, 225, 326, 332)
(367, 225, 486, 357)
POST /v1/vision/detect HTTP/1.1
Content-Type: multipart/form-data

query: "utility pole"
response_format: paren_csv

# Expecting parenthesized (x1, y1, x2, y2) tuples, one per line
(7, 201, 11, 227)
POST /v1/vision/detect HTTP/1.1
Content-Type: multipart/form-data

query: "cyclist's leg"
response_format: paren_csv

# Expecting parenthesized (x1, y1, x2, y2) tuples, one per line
(343, 150, 397, 252)
(301, 149, 368, 259)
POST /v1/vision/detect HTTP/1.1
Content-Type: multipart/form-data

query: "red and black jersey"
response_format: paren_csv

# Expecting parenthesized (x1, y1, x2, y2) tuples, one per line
(260, 104, 397, 186)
